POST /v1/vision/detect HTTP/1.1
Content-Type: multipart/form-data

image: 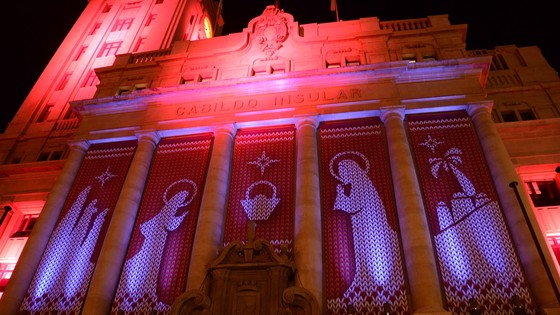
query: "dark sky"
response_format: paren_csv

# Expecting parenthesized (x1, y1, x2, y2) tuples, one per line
(4, 0, 558, 131)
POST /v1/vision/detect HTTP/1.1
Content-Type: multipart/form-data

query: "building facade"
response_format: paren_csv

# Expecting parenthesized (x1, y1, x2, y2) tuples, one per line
(0, 1, 559, 314)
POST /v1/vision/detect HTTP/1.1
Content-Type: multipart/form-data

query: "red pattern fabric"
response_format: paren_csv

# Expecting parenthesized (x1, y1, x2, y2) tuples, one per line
(223, 126, 295, 253)
(319, 118, 408, 315)
(20, 140, 137, 314)
(406, 111, 535, 314)
(111, 134, 213, 314)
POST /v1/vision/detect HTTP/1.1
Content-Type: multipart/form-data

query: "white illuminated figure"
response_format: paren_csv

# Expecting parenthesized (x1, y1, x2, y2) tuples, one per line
(115, 179, 197, 312)
(23, 185, 108, 312)
(330, 151, 400, 299)
(429, 145, 510, 283)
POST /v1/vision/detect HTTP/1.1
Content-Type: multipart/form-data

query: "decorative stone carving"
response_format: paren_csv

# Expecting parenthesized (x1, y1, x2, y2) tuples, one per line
(171, 222, 319, 315)
(253, 6, 289, 60)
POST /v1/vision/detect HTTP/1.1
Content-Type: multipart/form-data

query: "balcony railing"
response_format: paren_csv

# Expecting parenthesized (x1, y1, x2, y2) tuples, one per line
(128, 48, 172, 64)
(54, 118, 80, 131)
(380, 18, 431, 32)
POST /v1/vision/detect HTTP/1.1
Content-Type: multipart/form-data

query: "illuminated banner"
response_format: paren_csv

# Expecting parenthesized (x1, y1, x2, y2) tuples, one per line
(406, 111, 535, 313)
(111, 134, 212, 314)
(319, 118, 408, 314)
(20, 141, 137, 314)
(223, 126, 295, 253)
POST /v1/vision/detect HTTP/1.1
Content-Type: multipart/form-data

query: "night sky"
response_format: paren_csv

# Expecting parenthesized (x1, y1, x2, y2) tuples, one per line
(5, 0, 558, 131)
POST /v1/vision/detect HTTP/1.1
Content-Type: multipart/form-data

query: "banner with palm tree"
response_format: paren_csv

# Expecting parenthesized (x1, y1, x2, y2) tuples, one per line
(407, 110, 535, 314)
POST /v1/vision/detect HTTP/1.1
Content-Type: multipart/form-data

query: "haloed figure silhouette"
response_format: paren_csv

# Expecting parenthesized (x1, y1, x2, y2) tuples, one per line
(330, 151, 400, 298)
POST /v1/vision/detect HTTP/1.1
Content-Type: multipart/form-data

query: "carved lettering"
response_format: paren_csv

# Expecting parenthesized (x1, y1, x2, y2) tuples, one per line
(234, 100, 244, 110)
(337, 90, 347, 100)
(174, 88, 363, 117)
(247, 99, 258, 108)
(201, 104, 212, 113)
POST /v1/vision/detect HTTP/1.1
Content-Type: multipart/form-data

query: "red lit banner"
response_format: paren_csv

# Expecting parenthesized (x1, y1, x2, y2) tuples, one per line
(20, 141, 137, 314)
(111, 134, 213, 314)
(319, 118, 408, 314)
(223, 126, 295, 253)
(406, 111, 535, 313)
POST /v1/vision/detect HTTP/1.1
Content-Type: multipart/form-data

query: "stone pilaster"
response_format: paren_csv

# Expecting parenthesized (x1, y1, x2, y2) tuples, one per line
(82, 131, 160, 315)
(186, 124, 236, 291)
(294, 117, 323, 310)
(0, 140, 90, 315)
(467, 103, 560, 311)
(381, 107, 449, 315)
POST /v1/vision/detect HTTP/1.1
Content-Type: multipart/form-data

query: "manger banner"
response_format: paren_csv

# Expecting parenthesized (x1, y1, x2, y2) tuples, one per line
(20, 140, 137, 314)
(111, 134, 213, 314)
(318, 118, 408, 315)
(406, 111, 535, 314)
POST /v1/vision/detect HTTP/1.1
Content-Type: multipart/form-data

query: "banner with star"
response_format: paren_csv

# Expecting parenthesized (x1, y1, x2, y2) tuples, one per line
(406, 110, 534, 314)
(318, 118, 408, 315)
(222, 125, 295, 253)
(20, 140, 137, 314)
(111, 134, 212, 314)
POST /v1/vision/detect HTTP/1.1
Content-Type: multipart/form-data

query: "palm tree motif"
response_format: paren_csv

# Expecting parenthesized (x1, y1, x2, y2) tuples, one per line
(429, 147, 476, 197)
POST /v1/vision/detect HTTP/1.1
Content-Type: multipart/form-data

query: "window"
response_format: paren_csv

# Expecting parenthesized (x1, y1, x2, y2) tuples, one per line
(155, 0, 164, 4)
(528, 180, 560, 207)
(133, 37, 146, 53)
(181, 71, 214, 83)
(117, 87, 131, 95)
(345, 56, 361, 66)
(90, 23, 101, 35)
(499, 109, 537, 122)
(0, 263, 16, 292)
(102, 4, 112, 13)
(146, 14, 157, 27)
(112, 18, 134, 31)
(50, 151, 64, 160)
(422, 52, 437, 61)
(62, 105, 77, 120)
(74, 46, 88, 61)
(402, 54, 417, 63)
(55, 73, 72, 91)
(491, 54, 509, 70)
(37, 152, 50, 162)
(82, 70, 99, 88)
(133, 84, 147, 92)
(37, 104, 54, 122)
(519, 110, 536, 121)
(98, 42, 123, 57)
(501, 111, 517, 122)
(37, 151, 65, 162)
(11, 214, 39, 238)
(326, 60, 341, 68)
(548, 236, 560, 266)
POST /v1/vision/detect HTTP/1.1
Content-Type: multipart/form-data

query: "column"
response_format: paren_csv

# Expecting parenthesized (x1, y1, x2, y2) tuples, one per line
(467, 103, 560, 311)
(186, 124, 236, 291)
(380, 107, 449, 314)
(0, 140, 90, 315)
(82, 131, 160, 315)
(294, 117, 323, 308)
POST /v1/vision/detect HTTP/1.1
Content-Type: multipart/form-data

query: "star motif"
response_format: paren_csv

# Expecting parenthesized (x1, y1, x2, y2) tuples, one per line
(95, 166, 117, 187)
(248, 151, 280, 175)
(420, 135, 443, 153)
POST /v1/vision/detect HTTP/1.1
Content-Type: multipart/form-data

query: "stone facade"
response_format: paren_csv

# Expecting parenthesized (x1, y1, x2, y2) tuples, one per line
(0, 2, 559, 314)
